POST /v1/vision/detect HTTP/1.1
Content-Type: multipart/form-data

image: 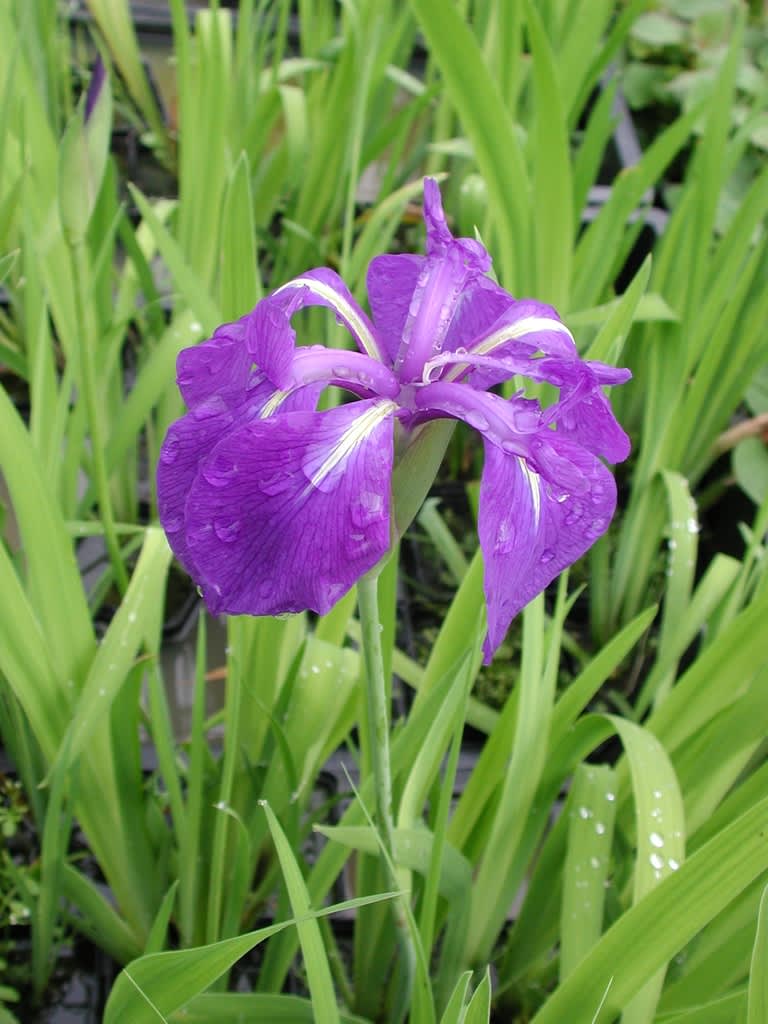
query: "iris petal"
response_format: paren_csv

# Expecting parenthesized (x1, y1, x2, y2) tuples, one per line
(158, 381, 320, 580)
(176, 319, 252, 409)
(478, 437, 617, 661)
(271, 267, 384, 362)
(367, 253, 423, 365)
(182, 400, 396, 617)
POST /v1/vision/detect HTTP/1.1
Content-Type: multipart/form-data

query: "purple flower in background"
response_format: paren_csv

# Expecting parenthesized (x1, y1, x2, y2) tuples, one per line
(158, 179, 630, 661)
(85, 57, 106, 122)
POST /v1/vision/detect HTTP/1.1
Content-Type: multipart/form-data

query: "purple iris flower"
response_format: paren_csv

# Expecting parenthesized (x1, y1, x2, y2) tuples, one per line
(158, 179, 630, 662)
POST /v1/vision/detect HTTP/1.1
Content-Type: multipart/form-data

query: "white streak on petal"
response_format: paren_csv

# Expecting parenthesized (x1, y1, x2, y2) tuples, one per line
(519, 458, 541, 528)
(260, 390, 290, 418)
(305, 400, 397, 494)
(472, 316, 574, 357)
(276, 277, 384, 362)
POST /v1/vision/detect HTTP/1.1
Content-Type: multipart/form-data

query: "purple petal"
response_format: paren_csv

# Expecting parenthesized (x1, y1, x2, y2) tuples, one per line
(366, 254, 512, 369)
(467, 300, 577, 360)
(412, 380, 542, 444)
(244, 288, 307, 389)
(543, 378, 632, 463)
(176, 319, 252, 409)
(289, 346, 400, 398)
(182, 400, 396, 617)
(442, 276, 517, 356)
(367, 253, 424, 365)
(270, 268, 384, 362)
(479, 438, 617, 661)
(423, 178, 490, 273)
(158, 381, 321, 576)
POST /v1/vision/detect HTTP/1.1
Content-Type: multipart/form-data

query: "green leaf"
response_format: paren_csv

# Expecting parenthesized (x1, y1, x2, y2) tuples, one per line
(631, 13, 687, 47)
(656, 990, 747, 1023)
(104, 920, 298, 1023)
(438, 972, 472, 1024)
(530, 795, 768, 1023)
(733, 438, 768, 507)
(524, 0, 572, 307)
(84, 0, 170, 167)
(144, 881, 179, 956)
(746, 365, 768, 416)
(583, 255, 652, 365)
(408, 0, 529, 288)
(61, 865, 142, 964)
(748, 884, 768, 1023)
(549, 605, 657, 748)
(0, 387, 94, 700)
(609, 716, 685, 1023)
(392, 419, 456, 539)
(464, 968, 492, 1024)
(128, 185, 221, 333)
(170, 992, 370, 1023)
(262, 801, 340, 1024)
(104, 893, 395, 1023)
(559, 765, 617, 980)
(57, 68, 112, 244)
(649, 471, 699, 706)
(54, 529, 172, 771)
(219, 152, 261, 320)
(316, 826, 471, 902)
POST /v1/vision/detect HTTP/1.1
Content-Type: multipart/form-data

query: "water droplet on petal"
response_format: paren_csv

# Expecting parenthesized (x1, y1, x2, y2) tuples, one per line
(494, 519, 515, 553)
(160, 438, 180, 464)
(564, 500, 584, 527)
(585, 517, 608, 540)
(214, 518, 241, 543)
(259, 471, 292, 496)
(346, 531, 371, 557)
(192, 396, 230, 422)
(540, 548, 555, 564)
(202, 456, 239, 488)
(164, 514, 183, 533)
(352, 491, 385, 527)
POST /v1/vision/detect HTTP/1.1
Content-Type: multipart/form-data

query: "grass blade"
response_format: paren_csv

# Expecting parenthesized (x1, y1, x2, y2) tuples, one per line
(262, 801, 341, 1024)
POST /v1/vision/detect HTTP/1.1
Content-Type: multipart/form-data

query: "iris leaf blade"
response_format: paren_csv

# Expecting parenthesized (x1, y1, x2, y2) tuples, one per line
(408, 0, 528, 289)
(530, 797, 768, 1023)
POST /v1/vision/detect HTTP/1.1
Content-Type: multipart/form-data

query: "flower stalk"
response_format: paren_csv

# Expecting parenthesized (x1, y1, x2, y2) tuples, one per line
(357, 568, 416, 1015)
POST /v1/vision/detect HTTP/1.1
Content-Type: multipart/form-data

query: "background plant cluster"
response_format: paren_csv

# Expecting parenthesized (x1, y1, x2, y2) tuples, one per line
(1, 0, 768, 1022)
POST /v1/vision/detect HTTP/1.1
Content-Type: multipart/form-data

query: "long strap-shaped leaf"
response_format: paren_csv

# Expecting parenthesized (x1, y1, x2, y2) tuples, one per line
(531, 796, 768, 1023)
(408, 0, 528, 289)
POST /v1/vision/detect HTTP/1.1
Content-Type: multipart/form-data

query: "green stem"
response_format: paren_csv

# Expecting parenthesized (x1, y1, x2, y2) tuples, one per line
(70, 238, 129, 594)
(357, 570, 415, 1019)
(207, 619, 243, 945)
